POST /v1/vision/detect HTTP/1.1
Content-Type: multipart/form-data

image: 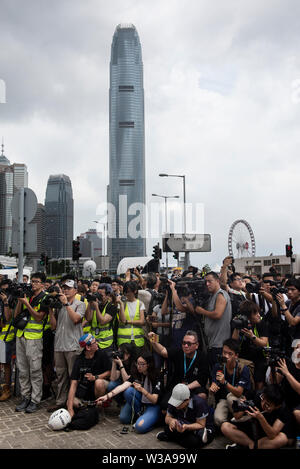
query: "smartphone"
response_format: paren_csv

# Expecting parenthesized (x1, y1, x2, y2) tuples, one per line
(150, 333, 159, 344)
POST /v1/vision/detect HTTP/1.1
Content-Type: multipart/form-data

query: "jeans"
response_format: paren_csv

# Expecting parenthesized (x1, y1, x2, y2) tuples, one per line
(120, 387, 161, 433)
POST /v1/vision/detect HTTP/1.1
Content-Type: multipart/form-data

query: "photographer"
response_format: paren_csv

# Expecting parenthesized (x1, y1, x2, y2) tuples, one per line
(168, 279, 197, 349)
(85, 283, 118, 356)
(0, 279, 15, 401)
(220, 257, 246, 318)
(47, 278, 86, 413)
(106, 343, 137, 405)
(156, 383, 215, 448)
(117, 281, 145, 351)
(273, 339, 300, 431)
(67, 333, 111, 418)
(148, 330, 209, 412)
(11, 272, 48, 413)
(97, 352, 162, 434)
(209, 339, 252, 427)
(274, 278, 300, 352)
(221, 384, 292, 449)
(195, 272, 232, 370)
(232, 300, 269, 390)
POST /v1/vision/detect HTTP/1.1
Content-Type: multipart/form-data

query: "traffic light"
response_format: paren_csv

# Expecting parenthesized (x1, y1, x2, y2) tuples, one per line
(173, 252, 179, 260)
(72, 239, 81, 261)
(286, 243, 293, 258)
(40, 252, 46, 265)
(152, 243, 161, 260)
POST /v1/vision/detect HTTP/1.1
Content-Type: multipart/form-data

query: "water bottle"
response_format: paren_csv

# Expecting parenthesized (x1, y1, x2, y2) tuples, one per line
(296, 436, 300, 449)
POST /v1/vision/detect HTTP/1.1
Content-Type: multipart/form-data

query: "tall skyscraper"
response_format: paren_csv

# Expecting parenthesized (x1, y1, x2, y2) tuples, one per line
(45, 174, 73, 258)
(107, 24, 146, 270)
(0, 143, 28, 255)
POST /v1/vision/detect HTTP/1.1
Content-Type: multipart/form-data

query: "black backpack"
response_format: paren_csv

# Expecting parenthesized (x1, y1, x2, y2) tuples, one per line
(67, 406, 99, 430)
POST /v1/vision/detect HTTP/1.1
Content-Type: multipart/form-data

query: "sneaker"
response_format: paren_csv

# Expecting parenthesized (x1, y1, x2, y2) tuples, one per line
(225, 443, 247, 450)
(15, 397, 31, 412)
(156, 431, 170, 442)
(25, 401, 39, 413)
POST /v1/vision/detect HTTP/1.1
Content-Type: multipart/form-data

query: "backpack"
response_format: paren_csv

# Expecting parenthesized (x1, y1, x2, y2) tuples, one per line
(237, 358, 255, 392)
(67, 406, 99, 430)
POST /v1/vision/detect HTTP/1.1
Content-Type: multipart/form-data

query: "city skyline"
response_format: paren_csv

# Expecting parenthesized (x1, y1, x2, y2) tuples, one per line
(1, 1, 300, 268)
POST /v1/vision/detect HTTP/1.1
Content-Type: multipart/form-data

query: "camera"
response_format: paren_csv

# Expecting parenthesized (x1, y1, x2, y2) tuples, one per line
(231, 314, 250, 330)
(270, 285, 287, 300)
(246, 281, 261, 294)
(112, 351, 124, 360)
(232, 399, 255, 413)
(86, 292, 102, 303)
(175, 278, 210, 307)
(263, 347, 287, 367)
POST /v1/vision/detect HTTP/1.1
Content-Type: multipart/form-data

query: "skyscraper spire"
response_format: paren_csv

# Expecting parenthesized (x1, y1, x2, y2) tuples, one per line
(0, 138, 10, 166)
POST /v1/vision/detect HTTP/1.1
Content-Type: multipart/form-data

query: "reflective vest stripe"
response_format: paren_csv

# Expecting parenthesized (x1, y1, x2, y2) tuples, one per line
(91, 302, 114, 349)
(16, 296, 45, 340)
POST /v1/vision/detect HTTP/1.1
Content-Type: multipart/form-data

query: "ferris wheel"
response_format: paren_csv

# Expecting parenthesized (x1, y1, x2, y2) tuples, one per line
(228, 219, 256, 258)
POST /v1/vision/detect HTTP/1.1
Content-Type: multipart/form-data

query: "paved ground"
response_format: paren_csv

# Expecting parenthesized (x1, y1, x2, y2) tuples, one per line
(0, 394, 229, 450)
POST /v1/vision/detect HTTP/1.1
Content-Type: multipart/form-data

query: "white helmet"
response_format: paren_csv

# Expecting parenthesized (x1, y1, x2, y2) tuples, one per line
(48, 408, 71, 431)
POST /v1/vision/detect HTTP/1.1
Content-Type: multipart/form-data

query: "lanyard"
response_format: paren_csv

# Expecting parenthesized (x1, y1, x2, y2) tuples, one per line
(184, 351, 197, 377)
(223, 363, 237, 386)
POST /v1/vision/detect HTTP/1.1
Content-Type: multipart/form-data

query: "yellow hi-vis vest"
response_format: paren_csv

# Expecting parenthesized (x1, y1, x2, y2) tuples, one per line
(0, 321, 15, 342)
(117, 299, 144, 347)
(91, 302, 114, 349)
(16, 294, 47, 340)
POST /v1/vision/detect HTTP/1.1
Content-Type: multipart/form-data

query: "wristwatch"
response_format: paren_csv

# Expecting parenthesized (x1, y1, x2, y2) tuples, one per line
(94, 375, 99, 381)
(281, 308, 288, 312)
(251, 335, 256, 341)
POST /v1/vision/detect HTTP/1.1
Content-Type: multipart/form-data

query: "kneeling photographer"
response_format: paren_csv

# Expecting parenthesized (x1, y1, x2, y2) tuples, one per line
(209, 338, 252, 427)
(232, 300, 269, 390)
(67, 333, 111, 419)
(106, 343, 137, 405)
(221, 384, 293, 449)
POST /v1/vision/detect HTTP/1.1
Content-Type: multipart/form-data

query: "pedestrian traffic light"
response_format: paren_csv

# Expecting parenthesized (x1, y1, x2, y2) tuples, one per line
(286, 243, 293, 258)
(72, 239, 81, 261)
(173, 252, 179, 260)
(152, 243, 161, 260)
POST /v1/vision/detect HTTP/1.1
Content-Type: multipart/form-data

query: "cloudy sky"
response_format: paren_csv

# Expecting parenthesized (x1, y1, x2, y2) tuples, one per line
(1, 0, 300, 269)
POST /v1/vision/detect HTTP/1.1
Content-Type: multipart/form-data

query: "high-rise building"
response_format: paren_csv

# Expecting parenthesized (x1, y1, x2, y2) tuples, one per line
(45, 174, 74, 259)
(79, 228, 103, 259)
(107, 24, 146, 271)
(0, 143, 28, 255)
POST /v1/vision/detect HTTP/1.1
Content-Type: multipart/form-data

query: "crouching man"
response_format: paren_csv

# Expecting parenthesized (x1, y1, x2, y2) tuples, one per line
(156, 383, 215, 448)
(221, 384, 293, 449)
(67, 333, 111, 418)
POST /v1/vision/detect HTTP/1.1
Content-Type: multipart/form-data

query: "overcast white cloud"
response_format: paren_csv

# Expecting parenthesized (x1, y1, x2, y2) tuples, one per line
(1, 0, 300, 268)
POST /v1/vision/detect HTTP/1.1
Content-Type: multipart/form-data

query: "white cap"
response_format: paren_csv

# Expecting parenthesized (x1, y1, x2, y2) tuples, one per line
(168, 383, 190, 407)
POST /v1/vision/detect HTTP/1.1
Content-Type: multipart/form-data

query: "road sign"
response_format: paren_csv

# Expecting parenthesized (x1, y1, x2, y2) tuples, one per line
(163, 234, 211, 253)
(12, 187, 37, 224)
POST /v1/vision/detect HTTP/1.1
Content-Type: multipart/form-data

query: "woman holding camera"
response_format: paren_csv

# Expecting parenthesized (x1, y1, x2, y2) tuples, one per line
(232, 300, 269, 390)
(106, 343, 137, 404)
(97, 352, 162, 433)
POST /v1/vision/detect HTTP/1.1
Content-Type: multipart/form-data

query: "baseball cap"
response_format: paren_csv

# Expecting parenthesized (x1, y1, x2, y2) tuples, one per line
(168, 384, 190, 407)
(99, 283, 113, 294)
(62, 279, 78, 289)
(79, 333, 95, 348)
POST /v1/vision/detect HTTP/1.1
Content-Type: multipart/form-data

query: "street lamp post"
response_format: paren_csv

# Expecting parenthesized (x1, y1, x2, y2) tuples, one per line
(159, 173, 190, 269)
(152, 193, 179, 272)
(93, 220, 106, 257)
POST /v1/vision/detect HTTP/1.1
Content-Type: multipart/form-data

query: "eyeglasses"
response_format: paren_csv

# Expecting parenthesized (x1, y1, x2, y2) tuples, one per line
(136, 362, 147, 367)
(31, 280, 41, 284)
(182, 341, 197, 346)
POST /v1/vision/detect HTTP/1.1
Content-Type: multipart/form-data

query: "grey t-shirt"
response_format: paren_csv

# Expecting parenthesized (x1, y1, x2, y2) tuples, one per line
(54, 299, 86, 352)
(204, 289, 232, 348)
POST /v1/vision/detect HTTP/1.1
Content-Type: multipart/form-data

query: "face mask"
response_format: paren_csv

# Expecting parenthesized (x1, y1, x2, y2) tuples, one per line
(291, 349, 300, 365)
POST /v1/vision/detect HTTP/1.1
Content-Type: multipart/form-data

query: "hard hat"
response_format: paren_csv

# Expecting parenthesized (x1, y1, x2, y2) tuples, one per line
(48, 408, 72, 431)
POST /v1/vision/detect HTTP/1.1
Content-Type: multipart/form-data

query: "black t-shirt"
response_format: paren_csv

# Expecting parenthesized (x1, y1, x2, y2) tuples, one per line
(71, 349, 111, 381)
(239, 321, 268, 362)
(280, 359, 300, 409)
(166, 347, 209, 391)
(286, 300, 300, 340)
(167, 395, 214, 430)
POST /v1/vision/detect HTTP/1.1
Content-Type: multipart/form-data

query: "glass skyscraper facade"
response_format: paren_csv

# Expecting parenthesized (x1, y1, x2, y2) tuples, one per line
(45, 174, 73, 258)
(0, 144, 28, 255)
(108, 24, 146, 270)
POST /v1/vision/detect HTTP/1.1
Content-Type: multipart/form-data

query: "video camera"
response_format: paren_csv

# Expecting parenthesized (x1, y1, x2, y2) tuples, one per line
(174, 277, 210, 307)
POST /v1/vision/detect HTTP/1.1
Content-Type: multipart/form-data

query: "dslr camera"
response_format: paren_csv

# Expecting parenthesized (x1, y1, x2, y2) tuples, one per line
(112, 351, 124, 360)
(231, 314, 251, 330)
(232, 399, 256, 413)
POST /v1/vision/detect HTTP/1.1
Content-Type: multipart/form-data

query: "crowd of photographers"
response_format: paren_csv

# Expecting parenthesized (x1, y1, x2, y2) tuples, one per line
(0, 256, 299, 448)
